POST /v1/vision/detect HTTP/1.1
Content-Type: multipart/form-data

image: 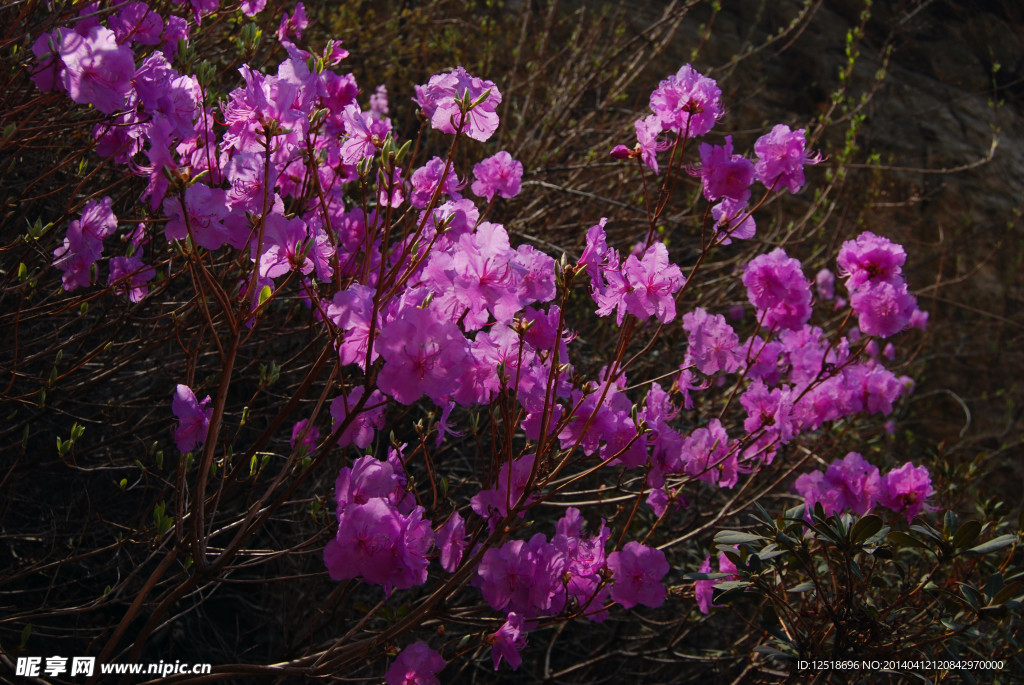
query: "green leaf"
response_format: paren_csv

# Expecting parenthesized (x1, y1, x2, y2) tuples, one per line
(851, 514, 883, 544)
(20, 623, 31, 648)
(786, 582, 816, 593)
(964, 534, 1017, 555)
(888, 531, 929, 549)
(992, 580, 1023, 605)
(953, 520, 982, 549)
(682, 572, 731, 581)
(959, 583, 982, 610)
(714, 530, 764, 546)
(258, 284, 272, 307)
(984, 573, 1003, 600)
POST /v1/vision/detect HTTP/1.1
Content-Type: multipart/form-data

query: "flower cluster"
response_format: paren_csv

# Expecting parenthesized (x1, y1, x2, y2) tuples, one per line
(795, 452, 935, 522)
(838, 232, 926, 338)
(30, 7, 933, 676)
(323, 450, 435, 593)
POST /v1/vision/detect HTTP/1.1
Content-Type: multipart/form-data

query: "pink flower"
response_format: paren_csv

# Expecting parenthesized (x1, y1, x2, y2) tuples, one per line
(710, 197, 755, 244)
(649, 64, 723, 137)
(386, 642, 445, 685)
(410, 157, 464, 208)
(416, 67, 502, 141)
(476, 534, 565, 616)
(879, 462, 933, 522)
(607, 541, 669, 609)
(276, 3, 308, 43)
(330, 387, 386, 449)
(622, 242, 685, 323)
(107, 254, 155, 302)
(490, 613, 527, 671)
(471, 151, 523, 202)
(682, 308, 741, 375)
(836, 231, 906, 290)
(695, 552, 739, 615)
(794, 452, 885, 517)
(697, 136, 754, 203)
(290, 419, 319, 452)
(742, 248, 812, 330)
(753, 124, 821, 193)
(635, 114, 669, 174)
(109, 2, 163, 45)
(240, 0, 266, 16)
(60, 26, 136, 114)
(172, 384, 212, 453)
(435, 512, 466, 572)
(370, 84, 389, 118)
(849, 280, 918, 338)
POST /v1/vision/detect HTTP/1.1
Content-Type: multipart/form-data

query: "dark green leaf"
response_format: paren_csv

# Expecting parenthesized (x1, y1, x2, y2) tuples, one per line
(952, 520, 982, 549)
(992, 580, 1022, 605)
(959, 583, 982, 610)
(888, 531, 929, 549)
(851, 514, 883, 543)
(963, 534, 1017, 555)
(714, 530, 764, 546)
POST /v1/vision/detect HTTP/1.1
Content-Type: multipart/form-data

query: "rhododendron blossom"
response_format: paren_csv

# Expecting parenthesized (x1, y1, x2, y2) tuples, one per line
(172, 384, 211, 453)
(386, 642, 445, 685)
(607, 542, 669, 609)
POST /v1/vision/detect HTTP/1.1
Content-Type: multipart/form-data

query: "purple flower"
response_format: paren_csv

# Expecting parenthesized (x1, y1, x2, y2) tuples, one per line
(607, 541, 669, 609)
(710, 197, 755, 244)
(330, 387, 386, 449)
(163, 183, 231, 250)
(622, 242, 685, 323)
(490, 613, 527, 671)
(635, 114, 669, 174)
(109, 2, 163, 45)
(53, 196, 118, 291)
(697, 136, 754, 203)
(836, 231, 906, 290)
(849, 280, 918, 338)
(107, 254, 155, 302)
(161, 16, 190, 60)
(815, 268, 835, 300)
(476, 535, 565, 615)
(276, 3, 308, 43)
(59, 26, 136, 114)
(742, 248, 812, 330)
(370, 84, 389, 118)
(682, 308, 742, 375)
(324, 498, 433, 591)
(794, 452, 883, 517)
(649, 64, 723, 137)
(240, 0, 267, 16)
(340, 104, 391, 164)
(471, 151, 523, 202)
(680, 418, 737, 488)
(385, 642, 445, 685)
(879, 462, 933, 522)
(416, 67, 502, 141)
(435, 512, 466, 572)
(290, 419, 319, 452)
(172, 384, 211, 453)
(695, 552, 739, 615)
(470, 453, 537, 526)
(410, 157, 464, 208)
(753, 124, 821, 193)
(376, 305, 468, 405)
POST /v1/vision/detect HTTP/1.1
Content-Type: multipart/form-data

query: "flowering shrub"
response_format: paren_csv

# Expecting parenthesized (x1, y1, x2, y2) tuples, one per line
(5, 2, 1022, 683)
